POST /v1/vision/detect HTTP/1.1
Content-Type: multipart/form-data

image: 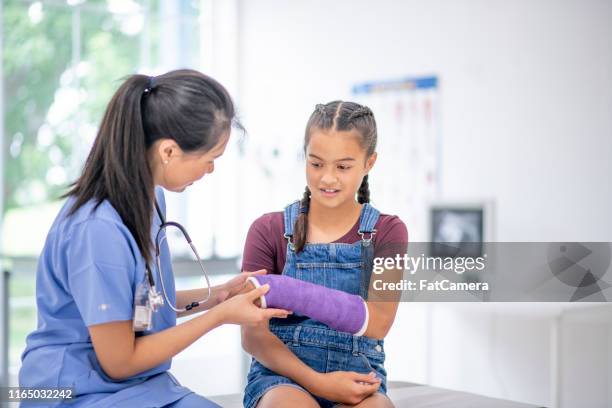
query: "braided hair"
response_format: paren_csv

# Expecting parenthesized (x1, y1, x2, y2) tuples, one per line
(292, 101, 377, 252)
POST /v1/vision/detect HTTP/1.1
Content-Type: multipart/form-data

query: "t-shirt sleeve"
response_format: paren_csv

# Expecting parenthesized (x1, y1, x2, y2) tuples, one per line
(241, 214, 277, 274)
(374, 215, 409, 259)
(67, 219, 138, 326)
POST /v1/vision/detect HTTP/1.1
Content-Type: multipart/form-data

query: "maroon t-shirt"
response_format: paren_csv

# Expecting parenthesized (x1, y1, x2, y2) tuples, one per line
(241, 211, 408, 274)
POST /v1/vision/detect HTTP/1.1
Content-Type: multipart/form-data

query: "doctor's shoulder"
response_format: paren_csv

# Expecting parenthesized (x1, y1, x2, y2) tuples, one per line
(51, 195, 143, 264)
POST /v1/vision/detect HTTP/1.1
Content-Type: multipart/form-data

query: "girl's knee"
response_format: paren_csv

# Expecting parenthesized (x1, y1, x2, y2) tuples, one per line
(338, 392, 394, 408)
(257, 385, 319, 408)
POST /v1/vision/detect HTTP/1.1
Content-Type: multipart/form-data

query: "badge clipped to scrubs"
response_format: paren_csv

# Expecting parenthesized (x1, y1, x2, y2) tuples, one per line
(133, 272, 164, 332)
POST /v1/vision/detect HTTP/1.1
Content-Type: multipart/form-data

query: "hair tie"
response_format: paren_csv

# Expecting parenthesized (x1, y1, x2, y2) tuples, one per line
(300, 204, 309, 214)
(315, 104, 326, 117)
(143, 76, 156, 96)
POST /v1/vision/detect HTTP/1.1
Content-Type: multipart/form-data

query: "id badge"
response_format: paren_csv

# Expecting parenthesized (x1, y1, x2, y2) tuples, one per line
(133, 280, 154, 332)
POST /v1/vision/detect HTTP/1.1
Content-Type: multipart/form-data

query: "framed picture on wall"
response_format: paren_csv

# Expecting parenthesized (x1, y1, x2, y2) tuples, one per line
(428, 201, 495, 258)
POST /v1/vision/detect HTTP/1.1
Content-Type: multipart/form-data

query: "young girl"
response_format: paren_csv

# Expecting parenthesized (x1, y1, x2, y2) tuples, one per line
(18, 70, 289, 408)
(240, 101, 408, 408)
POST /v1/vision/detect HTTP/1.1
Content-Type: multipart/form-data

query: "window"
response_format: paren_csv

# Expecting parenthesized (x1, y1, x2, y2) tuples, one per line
(2, 0, 203, 384)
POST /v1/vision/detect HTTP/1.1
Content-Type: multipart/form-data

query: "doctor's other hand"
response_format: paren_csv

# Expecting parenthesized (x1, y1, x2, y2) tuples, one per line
(309, 371, 381, 405)
(214, 284, 290, 326)
(215, 269, 267, 303)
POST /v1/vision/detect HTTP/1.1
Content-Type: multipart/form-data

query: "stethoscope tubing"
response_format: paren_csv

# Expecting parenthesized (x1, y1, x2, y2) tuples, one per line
(149, 201, 212, 313)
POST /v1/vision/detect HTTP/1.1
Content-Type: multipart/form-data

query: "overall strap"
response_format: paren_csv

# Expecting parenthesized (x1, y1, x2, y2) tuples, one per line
(358, 203, 381, 300)
(283, 200, 301, 240)
(358, 203, 380, 239)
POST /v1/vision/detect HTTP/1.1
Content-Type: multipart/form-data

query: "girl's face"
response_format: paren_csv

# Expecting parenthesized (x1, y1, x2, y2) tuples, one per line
(153, 132, 229, 192)
(306, 129, 376, 209)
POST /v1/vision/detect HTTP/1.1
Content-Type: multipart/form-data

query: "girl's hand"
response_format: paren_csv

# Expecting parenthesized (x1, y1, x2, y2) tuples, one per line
(309, 371, 381, 405)
(215, 284, 290, 325)
(215, 269, 267, 303)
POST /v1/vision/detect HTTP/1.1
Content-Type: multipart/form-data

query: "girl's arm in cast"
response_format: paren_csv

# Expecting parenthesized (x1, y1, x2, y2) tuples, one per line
(241, 310, 381, 405)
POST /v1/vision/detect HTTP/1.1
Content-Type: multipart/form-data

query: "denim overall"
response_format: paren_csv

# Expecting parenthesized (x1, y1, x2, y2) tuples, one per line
(244, 201, 387, 408)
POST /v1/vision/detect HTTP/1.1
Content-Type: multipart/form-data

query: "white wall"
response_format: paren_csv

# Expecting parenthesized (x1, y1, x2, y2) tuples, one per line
(230, 1, 612, 406)
(236, 0, 612, 242)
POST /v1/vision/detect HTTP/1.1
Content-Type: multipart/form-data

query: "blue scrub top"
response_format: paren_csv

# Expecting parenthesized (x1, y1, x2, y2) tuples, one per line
(19, 188, 192, 407)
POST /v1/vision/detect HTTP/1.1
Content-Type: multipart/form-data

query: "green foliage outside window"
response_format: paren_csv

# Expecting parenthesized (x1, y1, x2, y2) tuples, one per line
(3, 0, 160, 212)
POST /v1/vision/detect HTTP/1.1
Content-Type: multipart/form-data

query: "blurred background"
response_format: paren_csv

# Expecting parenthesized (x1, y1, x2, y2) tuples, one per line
(1, 0, 611, 407)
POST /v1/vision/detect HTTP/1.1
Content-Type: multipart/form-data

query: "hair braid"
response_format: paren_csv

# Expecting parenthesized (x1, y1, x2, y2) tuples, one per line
(348, 106, 373, 121)
(292, 186, 311, 252)
(357, 175, 370, 204)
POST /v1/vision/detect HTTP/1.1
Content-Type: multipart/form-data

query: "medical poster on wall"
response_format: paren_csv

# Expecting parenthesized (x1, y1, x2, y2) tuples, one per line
(352, 76, 441, 241)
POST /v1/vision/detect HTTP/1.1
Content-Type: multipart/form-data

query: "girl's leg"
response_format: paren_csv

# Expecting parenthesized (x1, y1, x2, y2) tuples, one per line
(257, 385, 319, 408)
(336, 392, 394, 408)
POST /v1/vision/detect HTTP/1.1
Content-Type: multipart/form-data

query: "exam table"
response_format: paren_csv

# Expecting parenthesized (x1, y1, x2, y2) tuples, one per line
(208, 381, 544, 407)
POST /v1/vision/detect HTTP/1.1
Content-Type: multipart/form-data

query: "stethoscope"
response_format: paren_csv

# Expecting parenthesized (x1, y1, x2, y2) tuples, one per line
(133, 201, 212, 331)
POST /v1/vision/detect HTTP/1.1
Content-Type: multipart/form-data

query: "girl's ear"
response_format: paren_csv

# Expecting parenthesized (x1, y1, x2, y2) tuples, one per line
(365, 152, 377, 173)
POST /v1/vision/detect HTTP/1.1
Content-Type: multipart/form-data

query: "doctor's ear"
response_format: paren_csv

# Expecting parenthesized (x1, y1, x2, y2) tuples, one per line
(157, 139, 180, 164)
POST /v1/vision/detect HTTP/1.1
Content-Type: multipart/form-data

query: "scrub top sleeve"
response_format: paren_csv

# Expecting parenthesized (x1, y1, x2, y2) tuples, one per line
(67, 219, 138, 327)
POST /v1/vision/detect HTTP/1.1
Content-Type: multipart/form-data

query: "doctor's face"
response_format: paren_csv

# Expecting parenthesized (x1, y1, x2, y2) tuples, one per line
(155, 132, 230, 192)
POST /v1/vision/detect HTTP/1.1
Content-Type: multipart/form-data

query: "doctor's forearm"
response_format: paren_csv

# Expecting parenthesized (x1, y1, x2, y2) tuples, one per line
(90, 309, 224, 380)
(175, 286, 225, 317)
(129, 310, 226, 376)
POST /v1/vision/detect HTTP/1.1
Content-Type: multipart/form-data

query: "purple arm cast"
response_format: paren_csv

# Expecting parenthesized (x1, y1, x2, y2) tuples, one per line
(248, 274, 369, 336)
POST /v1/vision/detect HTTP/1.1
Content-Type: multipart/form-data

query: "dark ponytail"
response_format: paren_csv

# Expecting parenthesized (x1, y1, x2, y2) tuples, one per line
(65, 70, 238, 265)
(292, 101, 377, 252)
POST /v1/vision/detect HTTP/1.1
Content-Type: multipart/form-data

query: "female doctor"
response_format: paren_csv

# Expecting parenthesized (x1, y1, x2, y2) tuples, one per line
(18, 69, 290, 407)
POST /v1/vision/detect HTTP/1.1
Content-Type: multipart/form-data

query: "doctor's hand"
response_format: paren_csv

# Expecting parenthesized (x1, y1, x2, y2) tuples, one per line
(309, 371, 381, 405)
(215, 269, 267, 303)
(214, 283, 291, 326)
